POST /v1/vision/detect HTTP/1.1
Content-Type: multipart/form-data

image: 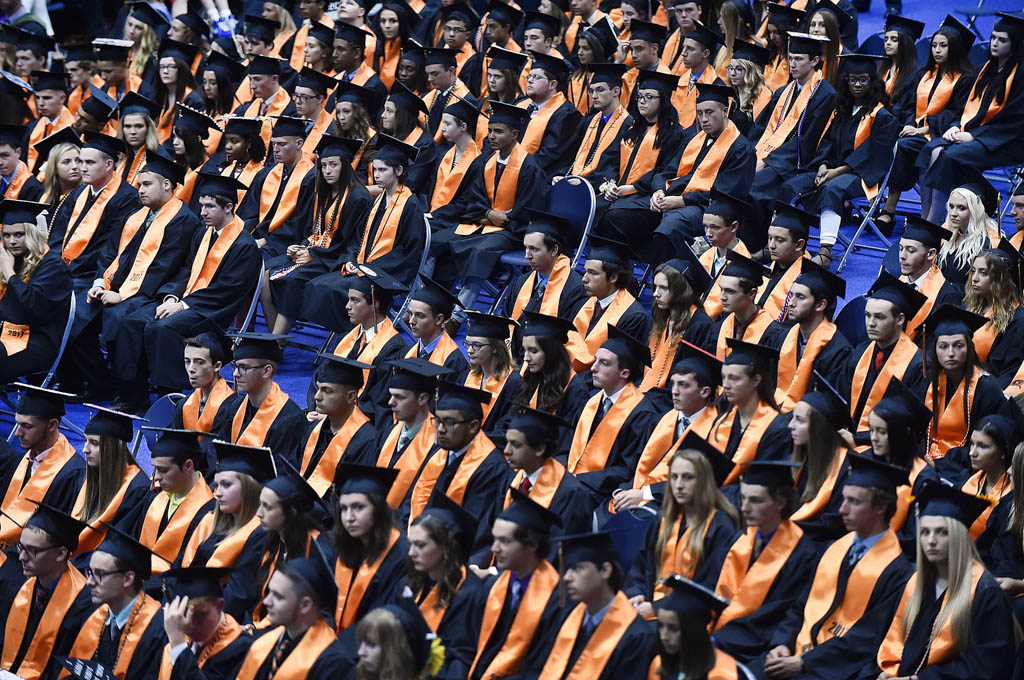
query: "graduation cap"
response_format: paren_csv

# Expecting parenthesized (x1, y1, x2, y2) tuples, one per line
(683, 21, 722, 50)
(336, 80, 384, 113)
(956, 166, 1000, 216)
(602, 324, 653, 367)
(31, 125, 82, 173)
(994, 12, 1024, 44)
(160, 566, 232, 600)
(524, 10, 562, 38)
(529, 50, 570, 82)
(387, 357, 452, 393)
(920, 303, 987, 340)
(382, 0, 421, 27)
(158, 38, 199, 65)
(787, 31, 830, 57)
(629, 19, 667, 45)
(720, 248, 768, 285)
(739, 460, 800, 487)
(520, 310, 575, 342)
(696, 82, 736, 106)
(374, 133, 419, 165)
(203, 51, 247, 82)
(265, 457, 328, 515)
(995, 238, 1024, 290)
(314, 353, 371, 387)
(670, 340, 723, 388)
(770, 202, 818, 239)
(141, 148, 187, 185)
(866, 271, 927, 320)
(246, 54, 285, 77)
(116, 91, 160, 120)
(487, 100, 531, 128)
(422, 46, 460, 69)
(213, 440, 277, 483)
(497, 487, 562, 533)
(56, 658, 117, 680)
(128, 1, 170, 28)
(731, 41, 771, 68)
(799, 370, 850, 431)
(420, 492, 478, 561)
(486, 46, 529, 73)
(387, 80, 429, 115)
(382, 598, 434, 673)
(29, 70, 69, 92)
(809, 0, 851, 30)
(297, 66, 337, 96)
(901, 216, 951, 249)
(62, 43, 95, 63)
(917, 480, 992, 527)
(410, 274, 459, 317)
(175, 9, 211, 39)
(308, 21, 335, 48)
(10, 25, 55, 54)
(840, 53, 884, 75)
(440, 2, 479, 28)
(144, 427, 207, 470)
(14, 382, 69, 419)
(679, 431, 734, 486)
(444, 99, 480, 135)
(976, 413, 1017, 463)
(25, 501, 87, 551)
(195, 172, 248, 202)
(657, 574, 728, 624)
(465, 311, 517, 340)
(232, 331, 287, 363)
(186, 316, 233, 363)
(283, 548, 338, 609)
(0, 123, 23, 149)
(243, 14, 281, 43)
(704, 189, 750, 224)
(765, 3, 805, 27)
(79, 86, 118, 124)
(586, 63, 630, 89)
(662, 245, 713, 295)
(270, 115, 308, 139)
(94, 522, 158, 580)
(335, 463, 400, 497)
(314, 134, 362, 161)
(523, 208, 576, 249)
(507, 404, 567, 443)
(0, 70, 30, 100)
(83, 404, 144, 442)
(637, 69, 680, 98)
(724, 338, 779, 372)
(553, 531, 620, 567)
(92, 38, 133, 62)
(0, 199, 48, 225)
(435, 380, 492, 419)
(875, 376, 932, 438)
(940, 14, 974, 48)
(792, 256, 845, 303)
(222, 115, 265, 138)
(349, 262, 409, 299)
(335, 22, 368, 48)
(796, 512, 847, 542)
(487, 0, 524, 27)
(884, 14, 925, 41)
(580, 20, 617, 58)
(587, 234, 639, 267)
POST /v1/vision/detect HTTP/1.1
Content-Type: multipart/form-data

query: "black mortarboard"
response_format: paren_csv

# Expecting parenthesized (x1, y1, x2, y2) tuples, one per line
(731, 41, 771, 68)
(387, 79, 428, 115)
(265, 457, 326, 515)
(487, 100, 531, 128)
(57, 659, 117, 680)
(95, 522, 158, 580)
(314, 134, 362, 160)
(84, 404, 143, 442)
(14, 382, 68, 418)
(423, 46, 460, 69)
(630, 19, 667, 44)
(382, 0, 421, 27)
(581, 19, 619, 57)
(315, 353, 371, 387)
(976, 414, 1016, 463)
(670, 340, 723, 388)
(231, 331, 287, 363)
(62, 44, 95, 63)
(246, 54, 284, 77)
(637, 69, 680, 98)
(507, 405, 567, 443)
(214, 440, 276, 483)
(586, 63, 630, 89)
(29, 70, 69, 92)
(845, 453, 909, 493)
(128, 1, 170, 28)
(374, 132, 419, 164)
(0, 123, 25, 148)
(436, 380, 492, 418)
(466, 311, 517, 340)
(800, 370, 850, 431)
(704, 189, 750, 224)
(297, 66, 337, 96)
(11, 26, 55, 54)
(770, 202, 817, 238)
(587, 234, 638, 266)
(885, 14, 924, 41)
(350, 262, 409, 297)
(141, 148, 187, 185)
(0, 199, 47, 225)
(195, 172, 247, 202)
(497, 487, 562, 533)
(995, 238, 1024, 289)
(876, 376, 932, 437)
(917, 481, 992, 526)
(721, 248, 768, 285)
(809, 0, 851, 29)
(176, 10, 211, 39)
(994, 12, 1024, 44)
(793, 256, 846, 302)
(840, 53, 884, 75)
(695, 82, 735, 106)
(204, 51, 246, 82)
(740, 460, 800, 487)
(444, 99, 480, 135)
(25, 501, 87, 551)
(158, 38, 199, 65)
(867, 271, 927, 319)
(243, 14, 280, 43)
(92, 38, 133, 62)
(336, 463, 399, 497)
(161, 566, 232, 599)
(602, 324, 653, 367)
(335, 22, 367, 47)
(116, 91, 160, 120)
(554, 531, 620, 567)
(658, 574, 728, 623)
(487, 0, 524, 27)
(529, 50, 570, 82)
(186, 317, 233, 363)
(0, 70, 30, 100)
(421, 492, 478, 561)
(80, 85, 117, 124)
(388, 357, 451, 392)
(524, 10, 561, 37)
(901, 216, 952, 249)
(520, 310, 575, 342)
(307, 21, 335, 48)
(383, 598, 434, 672)
(283, 548, 337, 609)
(940, 14, 974, 48)
(487, 45, 529, 72)
(679, 431, 734, 486)
(31, 126, 82, 173)
(524, 208, 576, 248)
(271, 115, 308, 139)
(144, 427, 206, 469)
(440, 2, 478, 28)
(411, 274, 459, 317)
(920, 303, 987, 340)
(787, 31, 830, 57)
(661, 246, 713, 295)
(957, 165, 1000, 216)
(222, 115, 264, 138)
(683, 21, 722, 50)
(724, 337, 779, 371)
(766, 3, 805, 27)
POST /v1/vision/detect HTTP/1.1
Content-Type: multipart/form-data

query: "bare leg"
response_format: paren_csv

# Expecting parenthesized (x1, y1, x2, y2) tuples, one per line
(259, 270, 278, 331)
(272, 315, 294, 335)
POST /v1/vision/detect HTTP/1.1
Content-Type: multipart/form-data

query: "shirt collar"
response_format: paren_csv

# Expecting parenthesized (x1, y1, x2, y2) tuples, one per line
(854, 529, 887, 552)
(907, 268, 930, 289)
(419, 332, 442, 354)
(583, 597, 614, 628)
(401, 418, 424, 439)
(679, 405, 703, 424)
(107, 592, 140, 629)
(526, 465, 543, 486)
(602, 384, 627, 404)
(597, 290, 618, 310)
(509, 569, 532, 592)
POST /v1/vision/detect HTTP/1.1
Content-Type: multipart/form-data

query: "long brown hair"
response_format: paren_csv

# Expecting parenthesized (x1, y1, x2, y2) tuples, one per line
(650, 263, 697, 345)
(211, 472, 262, 537)
(964, 249, 1020, 335)
(513, 335, 572, 413)
(80, 436, 134, 523)
(355, 608, 416, 680)
(333, 492, 395, 569)
(792, 401, 847, 504)
(406, 513, 464, 610)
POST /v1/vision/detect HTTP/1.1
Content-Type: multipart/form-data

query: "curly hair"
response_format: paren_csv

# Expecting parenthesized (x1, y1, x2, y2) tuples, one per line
(468, 337, 517, 381)
(406, 513, 466, 610)
(964, 249, 1020, 334)
(0, 220, 47, 297)
(128, 22, 158, 77)
(731, 58, 766, 119)
(938, 188, 990, 277)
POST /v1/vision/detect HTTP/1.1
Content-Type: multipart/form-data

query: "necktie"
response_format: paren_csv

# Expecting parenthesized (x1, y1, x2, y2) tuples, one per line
(0, 176, 7, 194)
(510, 580, 523, 609)
(31, 582, 47, 614)
(495, 161, 506, 184)
(270, 632, 292, 676)
(689, 75, 697, 92)
(397, 428, 413, 453)
(589, 396, 612, 438)
(847, 541, 866, 567)
(751, 534, 766, 563)
(259, 99, 270, 116)
(520, 475, 532, 493)
(94, 620, 120, 665)
(418, 344, 430, 359)
(873, 349, 885, 371)
(593, 301, 605, 322)
(675, 416, 690, 440)
(527, 102, 538, 117)
(533, 278, 546, 301)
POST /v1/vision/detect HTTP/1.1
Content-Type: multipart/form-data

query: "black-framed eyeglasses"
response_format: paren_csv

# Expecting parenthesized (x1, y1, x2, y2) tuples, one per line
(636, 92, 661, 102)
(463, 341, 491, 352)
(15, 541, 58, 559)
(84, 567, 125, 581)
(847, 75, 870, 86)
(231, 362, 268, 373)
(431, 416, 471, 429)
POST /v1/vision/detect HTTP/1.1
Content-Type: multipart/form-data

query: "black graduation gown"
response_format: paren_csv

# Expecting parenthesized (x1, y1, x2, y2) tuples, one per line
(114, 605, 168, 680)
(893, 67, 974, 129)
(768, 327, 853, 395)
(250, 634, 354, 680)
(427, 145, 483, 229)
(839, 339, 927, 432)
(171, 390, 246, 472)
(287, 411, 379, 472)
(0, 551, 25, 637)
(335, 535, 409, 643)
(404, 127, 441, 196)
(625, 509, 739, 597)
(984, 307, 1024, 389)
(10, 175, 43, 202)
(424, 443, 513, 529)
(750, 80, 837, 173)
(929, 373, 1018, 479)
(502, 268, 589, 322)
(710, 315, 788, 354)
(166, 629, 253, 680)
(237, 163, 317, 260)
(0, 248, 73, 382)
(6, 449, 87, 518)
(220, 395, 304, 458)
(356, 333, 411, 424)
(456, 368, 524, 436)
(8, 575, 94, 680)
(524, 99, 584, 178)
(182, 527, 267, 623)
(70, 470, 154, 571)
(573, 110, 632, 191)
(48, 181, 142, 285)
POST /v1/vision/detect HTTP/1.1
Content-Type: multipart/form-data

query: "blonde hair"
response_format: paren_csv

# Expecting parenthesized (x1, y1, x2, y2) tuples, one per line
(355, 608, 416, 680)
(938, 188, 990, 275)
(118, 113, 161, 152)
(211, 472, 262, 537)
(468, 338, 518, 380)
(266, 3, 297, 36)
(964, 249, 1020, 334)
(0, 219, 47, 297)
(41, 143, 81, 204)
(129, 23, 158, 77)
(730, 58, 765, 118)
(715, 2, 759, 72)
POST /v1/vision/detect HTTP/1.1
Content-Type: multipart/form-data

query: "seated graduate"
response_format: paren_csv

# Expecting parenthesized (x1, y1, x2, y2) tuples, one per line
(0, 125, 43, 201)
(460, 312, 522, 434)
(895, 217, 961, 341)
(774, 259, 852, 412)
(521, 531, 654, 680)
(0, 504, 93, 680)
(426, 99, 483, 229)
(25, 71, 75, 174)
(262, 135, 373, 338)
(220, 333, 302, 452)
(512, 311, 590, 428)
(0, 386, 85, 547)
(870, 483, 1017, 680)
(518, 51, 583, 177)
(467, 492, 565, 680)
(639, 254, 716, 395)
(292, 67, 337, 155)
(378, 81, 439, 196)
(208, 117, 266, 190)
(399, 493, 485, 678)
(326, 81, 383, 186)
(698, 191, 753, 320)
(64, 526, 166, 680)
(565, 236, 652, 374)
(0, 200, 72, 384)
(499, 405, 592, 536)
(70, 406, 151, 558)
(959, 415, 1015, 546)
(565, 325, 656, 499)
(626, 434, 739, 612)
(419, 45, 476, 144)
(712, 461, 821, 665)
(982, 444, 1024, 623)
(728, 42, 774, 129)
(932, 179, 999, 289)
(158, 567, 254, 680)
(711, 251, 785, 359)
(398, 275, 470, 374)
(233, 53, 297, 120)
(179, 442, 270, 621)
(502, 211, 587, 332)
(331, 23, 387, 101)
(669, 23, 726, 134)
(137, 428, 215, 574)
(408, 381, 510, 525)
(762, 455, 913, 680)
(172, 322, 243, 456)
(354, 599, 443, 680)
(614, 347, 723, 517)
(330, 464, 409, 632)
(235, 555, 353, 680)
(839, 272, 928, 439)
(963, 244, 1024, 388)
(115, 93, 164, 188)
(559, 63, 632, 187)
(756, 204, 816, 323)
(293, 355, 379, 496)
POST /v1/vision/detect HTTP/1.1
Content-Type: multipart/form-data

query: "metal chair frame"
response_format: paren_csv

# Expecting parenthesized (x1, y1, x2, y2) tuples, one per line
(834, 142, 900, 273)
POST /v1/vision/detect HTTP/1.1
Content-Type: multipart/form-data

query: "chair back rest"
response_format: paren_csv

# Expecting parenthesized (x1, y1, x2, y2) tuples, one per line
(834, 295, 869, 347)
(547, 176, 596, 267)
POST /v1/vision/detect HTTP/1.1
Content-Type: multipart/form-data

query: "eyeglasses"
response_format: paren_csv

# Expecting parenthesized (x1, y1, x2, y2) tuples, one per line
(15, 541, 57, 559)
(293, 93, 323, 103)
(726, 65, 746, 73)
(430, 416, 472, 429)
(84, 567, 125, 581)
(847, 75, 871, 86)
(231, 362, 268, 373)
(526, 73, 549, 82)
(636, 92, 660, 102)
(463, 341, 491, 352)
(158, 64, 177, 72)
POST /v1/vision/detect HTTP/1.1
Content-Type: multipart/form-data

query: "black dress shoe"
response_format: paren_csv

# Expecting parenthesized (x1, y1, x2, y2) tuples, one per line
(111, 394, 151, 414)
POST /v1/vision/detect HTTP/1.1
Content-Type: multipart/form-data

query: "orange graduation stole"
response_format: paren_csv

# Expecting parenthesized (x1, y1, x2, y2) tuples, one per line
(404, 332, 462, 367)
(257, 153, 316, 234)
(616, 123, 660, 195)
(764, 54, 790, 92)
(756, 70, 824, 161)
(375, 38, 402, 88)
(181, 378, 236, 433)
(570, 106, 628, 177)
(503, 457, 567, 510)
(3, 161, 32, 200)
(332, 318, 400, 387)
(300, 408, 372, 496)
(961, 470, 1009, 540)
(356, 185, 411, 263)
(102, 198, 183, 298)
(335, 528, 401, 629)
(626, 408, 717, 507)
(708, 401, 780, 485)
(850, 334, 919, 432)
(795, 530, 903, 654)
(520, 92, 569, 153)
(960, 61, 1017, 129)
(430, 140, 480, 210)
(71, 465, 142, 555)
(567, 289, 639, 372)
(776, 320, 837, 411)
(230, 381, 290, 447)
(669, 121, 742, 194)
(183, 216, 246, 296)
(925, 370, 982, 460)
(67, 75, 105, 116)
(235, 619, 337, 680)
(410, 434, 499, 519)
(714, 521, 804, 630)
(569, 384, 645, 473)
(648, 649, 740, 680)
(0, 434, 80, 548)
(288, 17, 336, 70)
(905, 266, 947, 339)
(456, 143, 527, 235)
(510, 254, 574, 320)
(757, 256, 806, 322)
(670, 66, 720, 128)
(973, 317, 999, 364)
(891, 457, 929, 531)
(182, 514, 261, 568)
(715, 308, 776, 359)
(61, 594, 162, 679)
(419, 568, 468, 632)
(469, 560, 561, 679)
(157, 614, 244, 680)
(139, 480, 214, 573)
(537, 591, 638, 680)
(915, 69, 961, 137)
(653, 510, 719, 599)
(61, 174, 124, 264)
(26, 107, 74, 170)
(376, 417, 438, 509)
(790, 446, 848, 521)
(464, 368, 514, 423)
(0, 243, 50, 355)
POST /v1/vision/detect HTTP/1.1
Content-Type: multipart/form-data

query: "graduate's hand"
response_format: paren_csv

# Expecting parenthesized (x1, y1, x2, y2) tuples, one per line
(603, 183, 620, 201)
(756, 159, 766, 173)
(100, 290, 122, 306)
(942, 126, 960, 142)
(838, 428, 856, 450)
(661, 196, 686, 211)
(306, 410, 327, 422)
(294, 249, 312, 265)
(765, 645, 791, 661)
(469, 564, 491, 579)
(342, 262, 360, 275)
(0, 245, 14, 281)
(87, 285, 105, 303)
(650, 190, 666, 211)
(997, 577, 1024, 596)
(256, 238, 266, 248)
(815, 165, 830, 186)
(764, 655, 803, 679)
(551, 175, 564, 185)
(615, 40, 630, 63)
(0, 670, 25, 680)
(164, 595, 189, 648)
(611, 488, 644, 510)
(488, 210, 509, 226)
(286, 244, 303, 258)
(954, 131, 973, 143)
(155, 299, 185, 319)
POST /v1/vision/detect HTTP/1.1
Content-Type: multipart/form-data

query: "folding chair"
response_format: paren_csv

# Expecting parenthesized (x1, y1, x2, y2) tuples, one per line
(131, 393, 184, 474)
(394, 216, 434, 337)
(230, 265, 265, 333)
(997, 165, 1024, 227)
(881, 239, 902, 277)
(968, 41, 991, 68)
(915, 36, 932, 64)
(834, 142, 900, 273)
(834, 295, 868, 347)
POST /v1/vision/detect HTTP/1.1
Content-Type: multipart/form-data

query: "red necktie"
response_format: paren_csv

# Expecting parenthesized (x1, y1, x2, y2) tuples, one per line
(873, 349, 885, 371)
(520, 476, 532, 493)
(593, 301, 604, 321)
